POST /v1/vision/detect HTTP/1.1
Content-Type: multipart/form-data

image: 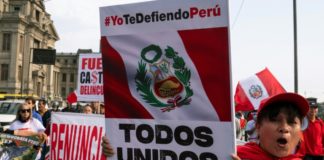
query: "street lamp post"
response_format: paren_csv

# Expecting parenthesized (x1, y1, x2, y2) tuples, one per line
(293, 0, 298, 93)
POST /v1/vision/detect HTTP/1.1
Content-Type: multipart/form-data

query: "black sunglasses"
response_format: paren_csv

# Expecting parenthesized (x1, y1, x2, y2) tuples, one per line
(20, 109, 31, 113)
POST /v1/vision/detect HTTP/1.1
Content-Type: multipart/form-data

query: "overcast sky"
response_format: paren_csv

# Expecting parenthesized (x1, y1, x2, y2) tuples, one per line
(45, 0, 324, 102)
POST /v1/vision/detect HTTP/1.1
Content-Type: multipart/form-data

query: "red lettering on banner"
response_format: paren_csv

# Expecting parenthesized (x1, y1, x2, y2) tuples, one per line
(58, 124, 65, 160)
(50, 123, 104, 160)
(81, 58, 102, 70)
(190, 5, 221, 18)
(75, 125, 83, 160)
(79, 126, 91, 160)
(64, 125, 71, 160)
(51, 123, 58, 160)
(89, 126, 98, 160)
(80, 85, 104, 95)
(71, 125, 77, 157)
(97, 127, 105, 160)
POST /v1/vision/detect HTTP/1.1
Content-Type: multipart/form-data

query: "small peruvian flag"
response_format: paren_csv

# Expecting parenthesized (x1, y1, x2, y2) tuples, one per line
(66, 91, 77, 104)
(234, 68, 286, 112)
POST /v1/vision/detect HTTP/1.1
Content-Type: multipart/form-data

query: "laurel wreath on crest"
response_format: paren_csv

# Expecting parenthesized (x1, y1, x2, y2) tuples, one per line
(135, 45, 193, 108)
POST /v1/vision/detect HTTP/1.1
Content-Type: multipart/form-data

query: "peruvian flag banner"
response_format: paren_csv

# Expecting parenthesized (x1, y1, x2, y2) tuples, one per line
(234, 68, 286, 112)
(66, 90, 77, 104)
(100, 0, 234, 159)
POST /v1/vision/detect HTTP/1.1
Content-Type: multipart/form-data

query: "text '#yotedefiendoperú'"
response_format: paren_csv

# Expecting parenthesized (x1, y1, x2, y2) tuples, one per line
(104, 5, 221, 27)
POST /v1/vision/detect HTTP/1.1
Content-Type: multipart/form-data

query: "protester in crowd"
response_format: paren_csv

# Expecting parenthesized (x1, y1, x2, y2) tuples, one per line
(51, 101, 61, 112)
(75, 103, 83, 113)
(232, 93, 309, 160)
(25, 96, 43, 124)
(83, 104, 93, 114)
(302, 97, 324, 160)
(235, 111, 246, 140)
(4, 103, 47, 159)
(245, 110, 258, 142)
(235, 117, 247, 145)
(91, 101, 100, 114)
(37, 99, 51, 134)
(62, 103, 75, 112)
(101, 92, 310, 160)
(100, 103, 105, 115)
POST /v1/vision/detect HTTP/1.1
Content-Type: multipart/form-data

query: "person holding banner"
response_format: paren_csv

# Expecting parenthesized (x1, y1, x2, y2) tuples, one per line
(232, 92, 309, 160)
(6, 103, 46, 137)
(3, 103, 47, 159)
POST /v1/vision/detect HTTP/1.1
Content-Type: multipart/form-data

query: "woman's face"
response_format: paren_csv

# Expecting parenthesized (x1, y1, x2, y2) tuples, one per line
(19, 104, 32, 122)
(257, 111, 301, 158)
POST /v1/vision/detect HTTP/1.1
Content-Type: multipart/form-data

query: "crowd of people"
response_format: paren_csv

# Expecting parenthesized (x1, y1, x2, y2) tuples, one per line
(1, 97, 105, 159)
(2, 93, 324, 160)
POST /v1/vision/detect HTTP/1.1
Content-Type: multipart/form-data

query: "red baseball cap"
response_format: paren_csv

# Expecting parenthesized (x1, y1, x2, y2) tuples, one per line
(257, 92, 309, 117)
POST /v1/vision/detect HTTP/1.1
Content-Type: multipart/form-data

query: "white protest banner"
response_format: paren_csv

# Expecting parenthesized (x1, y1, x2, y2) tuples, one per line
(50, 112, 106, 160)
(76, 53, 104, 102)
(100, 0, 234, 159)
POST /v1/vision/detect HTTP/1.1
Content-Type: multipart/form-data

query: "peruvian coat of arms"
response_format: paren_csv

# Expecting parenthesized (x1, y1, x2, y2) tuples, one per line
(248, 85, 263, 99)
(135, 44, 193, 112)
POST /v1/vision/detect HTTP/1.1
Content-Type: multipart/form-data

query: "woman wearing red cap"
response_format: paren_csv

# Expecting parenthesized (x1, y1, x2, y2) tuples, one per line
(232, 92, 309, 160)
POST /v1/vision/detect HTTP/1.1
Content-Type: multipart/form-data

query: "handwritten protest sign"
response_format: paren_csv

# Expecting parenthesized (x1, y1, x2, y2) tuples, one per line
(76, 53, 104, 102)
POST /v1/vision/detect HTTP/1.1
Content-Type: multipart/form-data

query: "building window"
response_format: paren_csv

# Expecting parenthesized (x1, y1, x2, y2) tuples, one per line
(62, 73, 66, 82)
(73, 59, 77, 64)
(61, 87, 66, 97)
(2, 33, 11, 51)
(0, 64, 9, 81)
(64, 59, 68, 65)
(69, 87, 74, 93)
(34, 39, 40, 48)
(19, 35, 24, 53)
(70, 73, 74, 82)
(35, 10, 40, 22)
(14, 6, 20, 11)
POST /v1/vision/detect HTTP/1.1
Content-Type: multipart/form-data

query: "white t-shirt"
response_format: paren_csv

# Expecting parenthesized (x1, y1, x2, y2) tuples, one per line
(9, 118, 45, 132)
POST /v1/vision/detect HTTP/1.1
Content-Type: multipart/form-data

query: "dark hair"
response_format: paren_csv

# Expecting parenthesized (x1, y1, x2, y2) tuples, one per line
(257, 101, 303, 125)
(25, 96, 36, 105)
(39, 99, 47, 105)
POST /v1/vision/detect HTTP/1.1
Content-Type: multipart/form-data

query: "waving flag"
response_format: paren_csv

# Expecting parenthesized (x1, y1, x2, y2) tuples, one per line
(234, 68, 286, 112)
(66, 91, 77, 104)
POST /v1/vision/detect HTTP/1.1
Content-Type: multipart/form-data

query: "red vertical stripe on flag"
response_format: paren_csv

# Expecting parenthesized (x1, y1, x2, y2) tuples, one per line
(101, 37, 153, 119)
(256, 68, 286, 95)
(234, 84, 255, 112)
(178, 28, 231, 121)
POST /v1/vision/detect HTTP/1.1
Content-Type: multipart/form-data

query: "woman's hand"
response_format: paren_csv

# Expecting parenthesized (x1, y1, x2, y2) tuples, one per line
(37, 132, 48, 144)
(101, 135, 114, 157)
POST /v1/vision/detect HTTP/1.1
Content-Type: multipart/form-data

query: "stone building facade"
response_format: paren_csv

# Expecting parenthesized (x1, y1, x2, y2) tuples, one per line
(0, 0, 60, 99)
(0, 0, 94, 101)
